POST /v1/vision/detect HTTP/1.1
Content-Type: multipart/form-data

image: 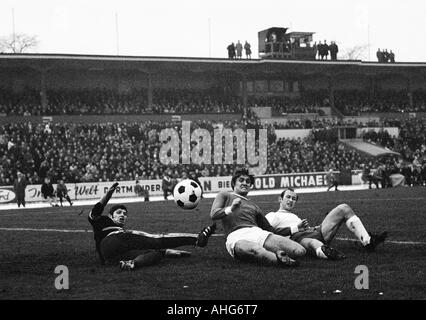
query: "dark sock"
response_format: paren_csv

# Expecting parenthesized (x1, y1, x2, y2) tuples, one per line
(127, 232, 197, 250)
(134, 251, 164, 268)
(159, 236, 196, 248)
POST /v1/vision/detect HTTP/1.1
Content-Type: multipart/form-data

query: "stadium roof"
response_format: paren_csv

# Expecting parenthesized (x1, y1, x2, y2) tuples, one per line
(1, 53, 426, 78)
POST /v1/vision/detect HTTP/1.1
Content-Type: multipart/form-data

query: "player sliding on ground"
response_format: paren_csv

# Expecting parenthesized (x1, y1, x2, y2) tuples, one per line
(210, 168, 306, 267)
(88, 182, 216, 271)
(265, 188, 388, 260)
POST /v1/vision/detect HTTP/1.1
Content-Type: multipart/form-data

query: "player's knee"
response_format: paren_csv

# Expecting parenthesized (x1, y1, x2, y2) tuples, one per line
(292, 246, 306, 257)
(337, 203, 352, 216)
(248, 246, 264, 258)
(235, 244, 263, 261)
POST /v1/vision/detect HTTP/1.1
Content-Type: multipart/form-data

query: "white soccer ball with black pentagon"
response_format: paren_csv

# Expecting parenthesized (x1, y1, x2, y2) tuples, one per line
(173, 179, 202, 210)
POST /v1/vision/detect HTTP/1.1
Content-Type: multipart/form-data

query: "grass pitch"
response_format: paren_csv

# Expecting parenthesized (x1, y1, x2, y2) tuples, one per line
(0, 187, 425, 300)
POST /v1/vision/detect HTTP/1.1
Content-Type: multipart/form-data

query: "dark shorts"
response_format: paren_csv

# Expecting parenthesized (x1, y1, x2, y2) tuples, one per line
(100, 232, 157, 263)
(99, 231, 194, 263)
(57, 191, 67, 197)
(290, 225, 325, 243)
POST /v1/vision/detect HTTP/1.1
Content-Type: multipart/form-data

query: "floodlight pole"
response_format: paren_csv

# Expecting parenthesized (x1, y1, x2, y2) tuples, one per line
(115, 12, 120, 56)
(12, 8, 16, 52)
(208, 18, 211, 58)
(368, 23, 370, 61)
(367, 8, 370, 61)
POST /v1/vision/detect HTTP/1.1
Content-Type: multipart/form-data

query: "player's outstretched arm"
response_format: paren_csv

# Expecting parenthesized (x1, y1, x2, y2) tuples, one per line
(89, 182, 119, 220)
(100, 182, 119, 207)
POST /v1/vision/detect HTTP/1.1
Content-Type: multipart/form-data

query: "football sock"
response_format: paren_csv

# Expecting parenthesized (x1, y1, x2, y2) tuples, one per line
(127, 232, 197, 249)
(160, 235, 198, 248)
(346, 216, 371, 246)
(316, 247, 328, 259)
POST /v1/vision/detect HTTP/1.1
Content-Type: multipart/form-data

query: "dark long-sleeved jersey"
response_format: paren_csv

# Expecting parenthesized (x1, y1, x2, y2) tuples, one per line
(88, 203, 124, 259)
(41, 183, 55, 198)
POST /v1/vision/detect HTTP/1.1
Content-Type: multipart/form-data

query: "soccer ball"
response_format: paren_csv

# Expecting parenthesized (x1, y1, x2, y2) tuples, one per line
(173, 179, 202, 210)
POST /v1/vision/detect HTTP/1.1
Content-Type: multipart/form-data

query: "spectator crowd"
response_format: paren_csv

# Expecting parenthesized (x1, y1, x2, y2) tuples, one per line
(249, 96, 322, 115)
(227, 41, 252, 59)
(2, 88, 426, 117)
(334, 90, 426, 115)
(1, 85, 426, 188)
(376, 49, 396, 63)
(314, 40, 339, 60)
(0, 119, 266, 186)
(0, 88, 244, 116)
(1, 116, 425, 187)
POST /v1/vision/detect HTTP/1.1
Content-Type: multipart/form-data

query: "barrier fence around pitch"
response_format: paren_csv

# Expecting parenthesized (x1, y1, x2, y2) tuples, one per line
(0, 171, 341, 204)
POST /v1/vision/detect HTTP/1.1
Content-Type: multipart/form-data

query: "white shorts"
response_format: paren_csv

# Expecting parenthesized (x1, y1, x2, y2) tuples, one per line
(225, 227, 272, 258)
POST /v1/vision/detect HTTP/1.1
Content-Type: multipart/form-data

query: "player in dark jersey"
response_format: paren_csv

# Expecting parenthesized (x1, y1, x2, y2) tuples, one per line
(88, 182, 216, 271)
(41, 177, 59, 207)
(210, 168, 306, 268)
(56, 179, 73, 206)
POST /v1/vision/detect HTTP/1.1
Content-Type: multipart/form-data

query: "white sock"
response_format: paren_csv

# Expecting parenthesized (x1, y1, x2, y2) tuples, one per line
(346, 216, 371, 246)
(316, 247, 328, 259)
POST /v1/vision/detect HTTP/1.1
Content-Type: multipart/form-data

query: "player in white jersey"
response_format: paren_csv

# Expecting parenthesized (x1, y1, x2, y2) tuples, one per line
(266, 188, 388, 260)
(210, 169, 306, 267)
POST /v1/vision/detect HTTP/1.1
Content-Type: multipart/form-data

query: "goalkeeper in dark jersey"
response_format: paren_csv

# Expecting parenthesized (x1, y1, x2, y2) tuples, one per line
(88, 182, 216, 271)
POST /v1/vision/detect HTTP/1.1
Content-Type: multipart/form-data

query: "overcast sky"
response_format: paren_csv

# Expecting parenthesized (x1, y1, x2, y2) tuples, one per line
(1, 0, 425, 62)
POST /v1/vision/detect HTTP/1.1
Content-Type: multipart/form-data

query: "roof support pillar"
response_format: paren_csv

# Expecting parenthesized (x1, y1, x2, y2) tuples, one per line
(328, 76, 335, 108)
(407, 76, 413, 110)
(147, 73, 153, 110)
(40, 69, 48, 111)
(241, 74, 248, 108)
(369, 76, 376, 98)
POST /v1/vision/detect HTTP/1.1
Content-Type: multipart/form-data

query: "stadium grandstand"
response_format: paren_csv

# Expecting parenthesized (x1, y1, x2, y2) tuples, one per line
(1, 53, 426, 192)
(1, 14, 426, 301)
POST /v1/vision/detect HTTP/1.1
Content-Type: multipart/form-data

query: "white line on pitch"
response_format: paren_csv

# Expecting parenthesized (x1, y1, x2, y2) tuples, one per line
(0, 227, 91, 233)
(334, 237, 426, 246)
(0, 227, 425, 246)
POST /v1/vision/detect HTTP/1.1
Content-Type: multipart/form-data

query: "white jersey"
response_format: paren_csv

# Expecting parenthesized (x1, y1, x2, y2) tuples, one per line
(265, 209, 302, 234)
